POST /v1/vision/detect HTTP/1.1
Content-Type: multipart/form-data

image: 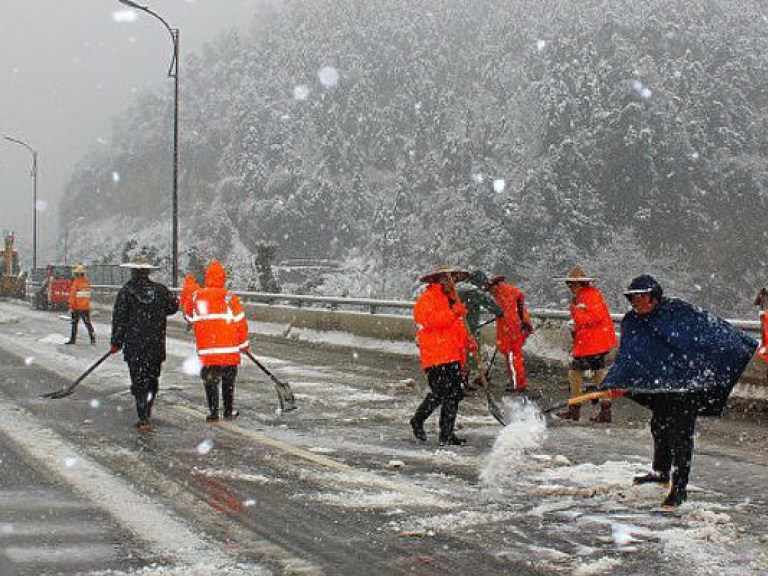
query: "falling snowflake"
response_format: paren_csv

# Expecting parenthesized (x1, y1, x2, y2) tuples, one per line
(111, 9, 138, 24)
(35, 200, 48, 213)
(317, 66, 340, 88)
(24, 356, 34, 366)
(293, 84, 310, 101)
(90, 398, 101, 409)
(536, 39, 547, 51)
(182, 355, 202, 376)
(493, 179, 506, 193)
(111, 171, 121, 183)
(63, 456, 78, 468)
(197, 438, 215, 455)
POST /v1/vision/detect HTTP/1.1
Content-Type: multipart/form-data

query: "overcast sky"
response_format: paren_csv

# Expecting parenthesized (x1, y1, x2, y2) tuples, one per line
(0, 0, 268, 266)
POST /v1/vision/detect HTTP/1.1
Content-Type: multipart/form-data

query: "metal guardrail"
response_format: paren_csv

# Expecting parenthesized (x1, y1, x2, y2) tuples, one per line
(84, 284, 762, 333)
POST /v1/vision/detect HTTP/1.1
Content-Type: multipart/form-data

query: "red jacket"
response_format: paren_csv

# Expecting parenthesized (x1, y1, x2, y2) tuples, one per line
(758, 311, 768, 363)
(414, 284, 469, 369)
(493, 281, 531, 354)
(68, 277, 91, 312)
(570, 285, 618, 357)
(184, 260, 249, 367)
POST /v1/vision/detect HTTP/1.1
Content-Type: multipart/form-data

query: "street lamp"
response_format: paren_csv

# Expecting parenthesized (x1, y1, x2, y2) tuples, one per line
(117, 0, 180, 287)
(4, 135, 38, 270)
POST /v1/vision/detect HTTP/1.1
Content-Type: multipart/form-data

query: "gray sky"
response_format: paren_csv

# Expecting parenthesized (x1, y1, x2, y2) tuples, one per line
(0, 0, 267, 267)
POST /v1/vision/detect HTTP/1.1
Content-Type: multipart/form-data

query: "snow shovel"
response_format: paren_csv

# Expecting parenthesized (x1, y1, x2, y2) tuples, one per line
(243, 350, 297, 412)
(470, 347, 507, 426)
(542, 389, 628, 414)
(42, 350, 114, 399)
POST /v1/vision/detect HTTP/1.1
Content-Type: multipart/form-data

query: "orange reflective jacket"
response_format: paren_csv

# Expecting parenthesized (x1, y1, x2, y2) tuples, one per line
(184, 261, 249, 367)
(68, 277, 91, 312)
(570, 285, 618, 357)
(414, 283, 468, 369)
(758, 311, 768, 363)
(493, 281, 531, 354)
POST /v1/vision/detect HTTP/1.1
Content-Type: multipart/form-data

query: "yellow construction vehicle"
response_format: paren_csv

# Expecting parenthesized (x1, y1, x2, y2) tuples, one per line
(0, 232, 26, 299)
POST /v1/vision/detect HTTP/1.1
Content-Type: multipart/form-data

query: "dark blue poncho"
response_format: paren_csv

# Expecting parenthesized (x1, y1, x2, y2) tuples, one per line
(602, 297, 757, 416)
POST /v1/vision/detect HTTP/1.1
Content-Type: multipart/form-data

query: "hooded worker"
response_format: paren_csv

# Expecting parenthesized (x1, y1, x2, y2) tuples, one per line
(184, 259, 249, 422)
(602, 274, 757, 507)
(488, 274, 532, 392)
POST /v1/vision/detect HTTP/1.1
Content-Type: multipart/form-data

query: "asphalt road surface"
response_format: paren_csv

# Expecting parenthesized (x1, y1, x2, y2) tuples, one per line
(0, 299, 766, 576)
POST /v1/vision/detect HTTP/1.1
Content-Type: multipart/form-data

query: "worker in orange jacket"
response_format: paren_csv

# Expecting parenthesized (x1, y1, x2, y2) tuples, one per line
(488, 274, 533, 392)
(65, 264, 96, 345)
(557, 265, 618, 422)
(179, 273, 200, 328)
(184, 260, 249, 422)
(410, 266, 474, 446)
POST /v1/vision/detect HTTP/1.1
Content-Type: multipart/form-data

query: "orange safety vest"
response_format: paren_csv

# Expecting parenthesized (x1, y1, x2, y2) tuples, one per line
(68, 277, 91, 312)
(758, 311, 768, 363)
(414, 283, 468, 369)
(570, 285, 618, 357)
(494, 281, 531, 354)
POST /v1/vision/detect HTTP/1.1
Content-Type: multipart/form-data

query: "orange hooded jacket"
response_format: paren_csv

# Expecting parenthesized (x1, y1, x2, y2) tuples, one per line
(570, 285, 618, 357)
(493, 281, 532, 354)
(184, 260, 249, 367)
(414, 283, 469, 369)
(179, 274, 200, 323)
(68, 277, 92, 312)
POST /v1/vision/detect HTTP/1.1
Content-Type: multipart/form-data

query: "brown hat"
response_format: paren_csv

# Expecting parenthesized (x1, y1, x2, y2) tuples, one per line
(419, 266, 470, 284)
(488, 274, 505, 286)
(555, 265, 596, 284)
(755, 286, 768, 307)
(72, 264, 86, 275)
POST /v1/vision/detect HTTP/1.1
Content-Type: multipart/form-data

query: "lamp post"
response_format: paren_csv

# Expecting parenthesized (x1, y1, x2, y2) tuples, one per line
(117, 0, 180, 287)
(4, 135, 38, 270)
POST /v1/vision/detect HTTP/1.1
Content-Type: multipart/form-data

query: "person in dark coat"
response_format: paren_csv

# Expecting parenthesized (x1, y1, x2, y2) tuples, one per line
(602, 275, 757, 508)
(456, 270, 504, 390)
(110, 255, 179, 431)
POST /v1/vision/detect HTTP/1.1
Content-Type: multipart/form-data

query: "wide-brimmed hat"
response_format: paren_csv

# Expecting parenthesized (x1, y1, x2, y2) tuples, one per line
(72, 264, 86, 275)
(487, 274, 505, 286)
(120, 254, 159, 270)
(419, 266, 470, 284)
(555, 265, 596, 283)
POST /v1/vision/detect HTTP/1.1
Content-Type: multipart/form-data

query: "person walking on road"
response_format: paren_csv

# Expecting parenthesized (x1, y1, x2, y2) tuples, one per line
(110, 255, 179, 431)
(602, 275, 757, 508)
(410, 266, 473, 446)
(557, 265, 618, 423)
(488, 274, 533, 393)
(456, 270, 504, 390)
(65, 264, 96, 345)
(184, 259, 249, 422)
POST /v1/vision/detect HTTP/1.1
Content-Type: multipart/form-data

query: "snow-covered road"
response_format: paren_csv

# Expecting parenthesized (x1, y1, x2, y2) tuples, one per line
(0, 299, 766, 575)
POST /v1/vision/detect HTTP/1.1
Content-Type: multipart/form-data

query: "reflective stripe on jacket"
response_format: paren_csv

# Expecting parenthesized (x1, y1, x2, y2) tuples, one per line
(570, 285, 618, 357)
(187, 290, 249, 366)
(68, 277, 91, 311)
(414, 284, 468, 369)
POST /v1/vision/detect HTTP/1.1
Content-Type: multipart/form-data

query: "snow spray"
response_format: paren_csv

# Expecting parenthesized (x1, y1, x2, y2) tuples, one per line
(479, 399, 547, 486)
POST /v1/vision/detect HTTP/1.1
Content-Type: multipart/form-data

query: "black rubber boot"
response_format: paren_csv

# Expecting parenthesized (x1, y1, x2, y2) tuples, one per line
(633, 471, 670, 485)
(438, 435, 467, 446)
(409, 417, 427, 442)
(204, 382, 219, 422)
(223, 380, 235, 419)
(661, 486, 688, 508)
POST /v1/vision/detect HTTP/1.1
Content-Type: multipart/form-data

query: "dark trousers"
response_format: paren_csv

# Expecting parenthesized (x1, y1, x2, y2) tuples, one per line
(128, 361, 162, 422)
(201, 365, 238, 417)
(70, 310, 95, 342)
(412, 361, 464, 442)
(650, 393, 699, 491)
